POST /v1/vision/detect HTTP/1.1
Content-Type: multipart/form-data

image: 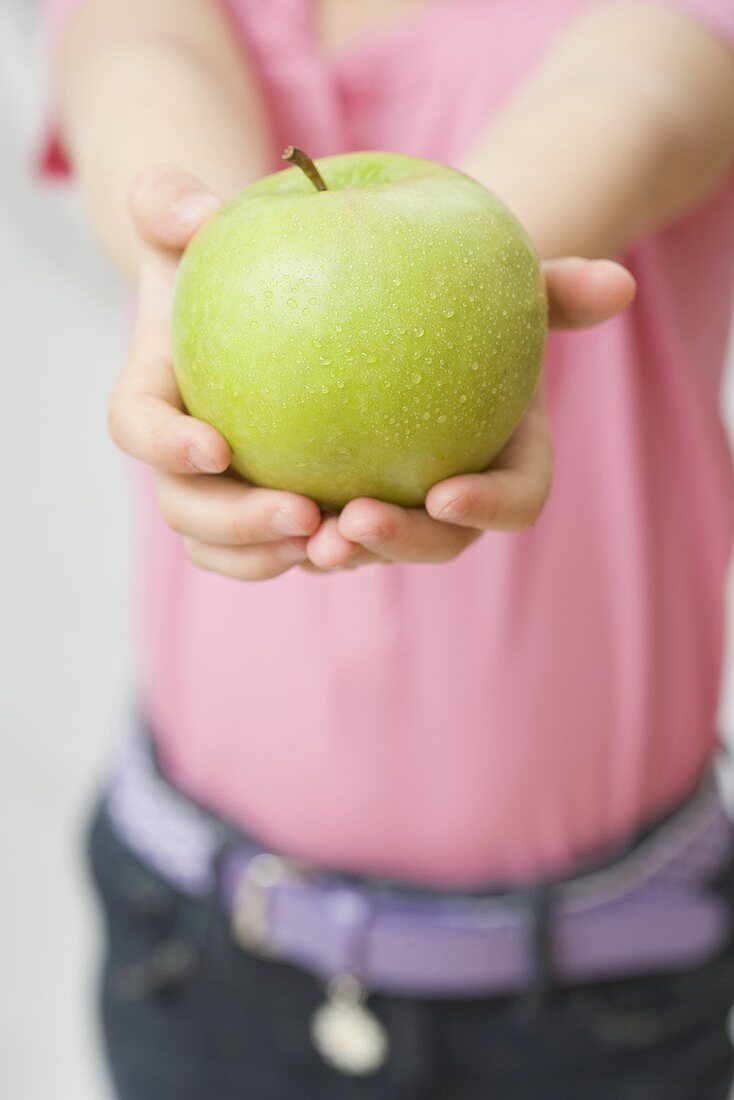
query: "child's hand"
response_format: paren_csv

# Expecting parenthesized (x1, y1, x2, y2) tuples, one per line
(109, 169, 635, 580)
(305, 259, 636, 571)
(108, 166, 323, 581)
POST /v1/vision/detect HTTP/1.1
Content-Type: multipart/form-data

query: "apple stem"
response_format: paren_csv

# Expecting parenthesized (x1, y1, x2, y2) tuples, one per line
(282, 146, 328, 192)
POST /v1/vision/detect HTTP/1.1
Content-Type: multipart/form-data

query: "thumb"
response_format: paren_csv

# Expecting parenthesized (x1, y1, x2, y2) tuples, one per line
(544, 258, 636, 329)
(129, 165, 223, 251)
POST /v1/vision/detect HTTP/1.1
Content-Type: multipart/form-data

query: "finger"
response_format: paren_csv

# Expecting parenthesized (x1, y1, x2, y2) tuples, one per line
(341, 551, 384, 569)
(108, 327, 231, 475)
(298, 551, 380, 574)
(305, 516, 383, 570)
(544, 258, 636, 329)
(338, 498, 478, 563)
(155, 472, 321, 544)
(183, 537, 308, 581)
(425, 408, 552, 531)
(129, 165, 222, 251)
(305, 515, 364, 569)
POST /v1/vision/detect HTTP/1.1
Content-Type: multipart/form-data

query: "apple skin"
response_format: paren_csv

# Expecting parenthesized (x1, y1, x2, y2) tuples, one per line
(172, 152, 547, 509)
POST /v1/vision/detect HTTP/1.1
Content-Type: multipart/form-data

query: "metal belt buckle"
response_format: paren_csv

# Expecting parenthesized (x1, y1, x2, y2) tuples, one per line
(230, 852, 300, 957)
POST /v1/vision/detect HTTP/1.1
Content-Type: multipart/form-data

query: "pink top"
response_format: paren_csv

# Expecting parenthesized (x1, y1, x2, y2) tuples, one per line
(44, 0, 734, 886)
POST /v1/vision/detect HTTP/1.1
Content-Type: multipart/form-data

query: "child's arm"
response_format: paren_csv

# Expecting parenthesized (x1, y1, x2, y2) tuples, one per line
(319, 1, 734, 570)
(58, 0, 270, 279)
(464, 1, 734, 261)
(59, 0, 325, 579)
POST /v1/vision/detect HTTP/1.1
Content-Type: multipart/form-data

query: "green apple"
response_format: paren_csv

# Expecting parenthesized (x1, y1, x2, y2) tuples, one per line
(172, 150, 547, 509)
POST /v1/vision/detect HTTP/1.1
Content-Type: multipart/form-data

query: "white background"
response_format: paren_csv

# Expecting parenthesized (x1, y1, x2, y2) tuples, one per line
(2, 3, 128, 1096)
(1, 2, 733, 1097)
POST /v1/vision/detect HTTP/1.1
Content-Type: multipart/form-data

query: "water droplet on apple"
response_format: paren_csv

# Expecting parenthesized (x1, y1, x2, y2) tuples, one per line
(287, 298, 297, 309)
(471, 362, 479, 370)
(411, 372, 422, 384)
(312, 338, 323, 349)
(302, 307, 310, 316)
(438, 414, 447, 424)
(393, 277, 402, 286)
(422, 412, 430, 420)
(459, 394, 467, 403)
(320, 384, 329, 394)
(443, 308, 455, 318)
(319, 356, 333, 366)
(265, 290, 273, 299)
(336, 379, 345, 388)
(429, 290, 437, 300)
(414, 327, 424, 337)
(361, 352, 377, 364)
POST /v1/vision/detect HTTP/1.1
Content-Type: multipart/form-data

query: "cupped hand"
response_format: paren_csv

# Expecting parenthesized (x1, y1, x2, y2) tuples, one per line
(306, 258, 636, 570)
(111, 167, 635, 581)
(108, 166, 322, 581)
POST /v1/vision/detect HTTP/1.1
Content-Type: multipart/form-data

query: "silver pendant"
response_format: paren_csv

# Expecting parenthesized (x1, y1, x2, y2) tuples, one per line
(310, 975, 388, 1076)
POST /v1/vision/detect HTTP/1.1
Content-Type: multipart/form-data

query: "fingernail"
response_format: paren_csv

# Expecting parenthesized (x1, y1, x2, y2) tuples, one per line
(276, 540, 307, 563)
(434, 495, 468, 522)
(271, 509, 310, 537)
(187, 445, 221, 474)
(351, 528, 385, 548)
(172, 192, 220, 227)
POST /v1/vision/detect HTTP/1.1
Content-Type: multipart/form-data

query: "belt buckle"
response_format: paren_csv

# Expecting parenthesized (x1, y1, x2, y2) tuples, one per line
(230, 852, 300, 957)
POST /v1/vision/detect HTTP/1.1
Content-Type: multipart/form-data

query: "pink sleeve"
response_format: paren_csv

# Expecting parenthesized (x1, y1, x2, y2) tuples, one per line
(38, 0, 84, 179)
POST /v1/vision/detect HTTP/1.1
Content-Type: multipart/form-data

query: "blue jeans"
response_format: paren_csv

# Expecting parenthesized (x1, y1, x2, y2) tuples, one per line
(88, 800, 734, 1099)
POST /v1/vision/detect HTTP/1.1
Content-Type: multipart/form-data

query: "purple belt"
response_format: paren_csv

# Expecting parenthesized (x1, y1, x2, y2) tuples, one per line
(106, 733, 734, 998)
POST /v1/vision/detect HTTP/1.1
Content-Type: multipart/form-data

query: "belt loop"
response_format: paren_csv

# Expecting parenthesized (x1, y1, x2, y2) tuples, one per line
(522, 881, 555, 1019)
